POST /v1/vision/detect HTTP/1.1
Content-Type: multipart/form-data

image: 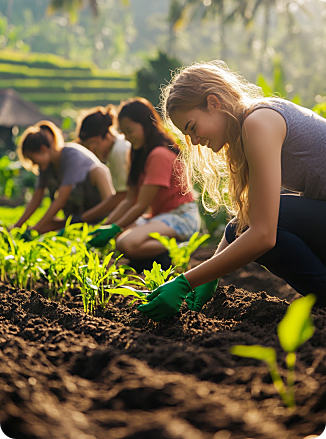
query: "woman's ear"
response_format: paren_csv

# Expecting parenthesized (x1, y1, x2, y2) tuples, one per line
(207, 94, 221, 111)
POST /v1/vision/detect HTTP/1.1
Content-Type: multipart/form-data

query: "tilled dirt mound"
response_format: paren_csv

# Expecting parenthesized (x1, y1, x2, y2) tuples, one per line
(0, 275, 325, 439)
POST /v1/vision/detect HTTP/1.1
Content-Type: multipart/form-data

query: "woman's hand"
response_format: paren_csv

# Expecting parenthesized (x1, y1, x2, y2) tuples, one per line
(137, 274, 193, 321)
(88, 223, 121, 247)
(185, 279, 219, 311)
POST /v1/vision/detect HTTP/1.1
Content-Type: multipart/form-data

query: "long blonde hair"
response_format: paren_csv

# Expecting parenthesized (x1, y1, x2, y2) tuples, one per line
(162, 60, 266, 233)
(17, 120, 64, 174)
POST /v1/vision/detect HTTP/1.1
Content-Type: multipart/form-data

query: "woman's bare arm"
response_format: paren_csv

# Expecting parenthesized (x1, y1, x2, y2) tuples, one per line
(80, 191, 127, 223)
(184, 108, 286, 288)
(32, 185, 72, 233)
(13, 188, 44, 228)
(77, 166, 117, 223)
(89, 166, 115, 199)
(114, 185, 160, 229)
(104, 185, 139, 225)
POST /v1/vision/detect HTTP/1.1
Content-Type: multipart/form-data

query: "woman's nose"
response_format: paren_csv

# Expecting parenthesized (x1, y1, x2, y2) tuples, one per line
(190, 134, 200, 145)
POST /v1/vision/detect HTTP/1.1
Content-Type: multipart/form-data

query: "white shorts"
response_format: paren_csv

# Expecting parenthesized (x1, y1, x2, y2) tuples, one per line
(135, 201, 201, 241)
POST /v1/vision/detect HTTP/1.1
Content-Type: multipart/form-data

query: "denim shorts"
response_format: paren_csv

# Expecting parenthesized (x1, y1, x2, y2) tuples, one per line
(136, 201, 201, 241)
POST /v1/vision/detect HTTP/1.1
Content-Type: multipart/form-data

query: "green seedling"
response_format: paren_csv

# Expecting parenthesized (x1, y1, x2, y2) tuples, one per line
(73, 251, 136, 313)
(112, 262, 177, 307)
(130, 261, 176, 291)
(57, 217, 91, 242)
(231, 294, 316, 408)
(39, 236, 87, 297)
(0, 227, 47, 289)
(149, 231, 210, 272)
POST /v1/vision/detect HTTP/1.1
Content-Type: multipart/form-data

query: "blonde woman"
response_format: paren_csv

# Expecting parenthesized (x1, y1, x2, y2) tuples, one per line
(138, 60, 326, 321)
(14, 121, 115, 234)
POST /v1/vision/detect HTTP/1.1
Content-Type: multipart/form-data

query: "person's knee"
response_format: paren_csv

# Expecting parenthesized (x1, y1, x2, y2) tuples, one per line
(116, 235, 138, 257)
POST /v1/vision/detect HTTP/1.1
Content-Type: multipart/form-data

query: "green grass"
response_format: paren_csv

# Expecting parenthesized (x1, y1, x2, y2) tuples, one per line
(0, 198, 64, 227)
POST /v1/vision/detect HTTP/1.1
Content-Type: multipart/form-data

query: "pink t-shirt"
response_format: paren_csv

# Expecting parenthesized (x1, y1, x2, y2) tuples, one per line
(138, 146, 193, 217)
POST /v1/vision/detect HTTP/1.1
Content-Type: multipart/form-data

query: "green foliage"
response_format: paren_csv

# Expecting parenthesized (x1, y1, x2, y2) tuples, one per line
(136, 51, 181, 107)
(149, 231, 210, 272)
(199, 206, 227, 244)
(256, 58, 301, 104)
(312, 102, 326, 119)
(277, 294, 316, 353)
(143, 262, 175, 290)
(132, 261, 176, 291)
(0, 226, 46, 289)
(231, 294, 316, 408)
(0, 197, 61, 227)
(0, 206, 208, 316)
(0, 156, 21, 198)
(38, 235, 87, 297)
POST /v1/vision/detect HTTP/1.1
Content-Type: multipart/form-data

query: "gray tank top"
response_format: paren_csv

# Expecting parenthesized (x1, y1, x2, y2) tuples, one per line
(250, 98, 326, 200)
(36, 143, 113, 216)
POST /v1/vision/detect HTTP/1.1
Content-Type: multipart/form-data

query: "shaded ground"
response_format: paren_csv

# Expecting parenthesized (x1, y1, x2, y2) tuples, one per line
(0, 246, 325, 439)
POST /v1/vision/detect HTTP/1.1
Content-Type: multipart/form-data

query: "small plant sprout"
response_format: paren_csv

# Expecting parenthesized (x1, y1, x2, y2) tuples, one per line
(231, 294, 316, 408)
(73, 252, 137, 313)
(58, 217, 90, 242)
(0, 227, 46, 289)
(39, 238, 86, 298)
(149, 232, 210, 272)
(110, 262, 176, 307)
(132, 261, 176, 291)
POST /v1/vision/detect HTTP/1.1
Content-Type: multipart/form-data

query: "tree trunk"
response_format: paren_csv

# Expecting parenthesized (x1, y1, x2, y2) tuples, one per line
(258, 2, 270, 73)
(219, 0, 227, 60)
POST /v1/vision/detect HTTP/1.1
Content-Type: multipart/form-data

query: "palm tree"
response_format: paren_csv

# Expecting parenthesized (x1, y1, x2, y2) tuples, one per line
(168, 0, 309, 63)
(168, 0, 243, 60)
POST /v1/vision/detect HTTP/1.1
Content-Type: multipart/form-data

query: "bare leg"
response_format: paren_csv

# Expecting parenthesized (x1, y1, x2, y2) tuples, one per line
(116, 221, 179, 259)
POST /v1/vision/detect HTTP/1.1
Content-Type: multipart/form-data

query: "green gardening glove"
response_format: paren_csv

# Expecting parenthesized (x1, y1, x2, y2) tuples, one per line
(185, 278, 219, 312)
(137, 274, 193, 322)
(88, 223, 121, 247)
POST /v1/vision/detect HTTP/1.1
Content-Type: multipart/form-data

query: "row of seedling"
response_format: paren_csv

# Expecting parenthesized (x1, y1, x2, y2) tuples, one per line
(0, 223, 209, 314)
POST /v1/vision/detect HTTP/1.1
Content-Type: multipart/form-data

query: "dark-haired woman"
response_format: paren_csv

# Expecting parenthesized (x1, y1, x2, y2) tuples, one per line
(74, 106, 131, 223)
(89, 98, 200, 269)
(13, 120, 115, 234)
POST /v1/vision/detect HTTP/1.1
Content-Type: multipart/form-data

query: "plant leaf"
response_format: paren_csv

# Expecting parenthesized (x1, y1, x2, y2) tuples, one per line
(230, 345, 277, 367)
(277, 294, 316, 353)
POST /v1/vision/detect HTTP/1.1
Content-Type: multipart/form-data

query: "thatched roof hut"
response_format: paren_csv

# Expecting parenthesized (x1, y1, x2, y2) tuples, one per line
(0, 88, 58, 127)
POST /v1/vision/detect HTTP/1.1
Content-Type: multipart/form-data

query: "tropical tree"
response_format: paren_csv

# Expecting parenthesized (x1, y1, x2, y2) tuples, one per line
(168, 0, 310, 62)
(48, 0, 129, 21)
(48, 0, 97, 19)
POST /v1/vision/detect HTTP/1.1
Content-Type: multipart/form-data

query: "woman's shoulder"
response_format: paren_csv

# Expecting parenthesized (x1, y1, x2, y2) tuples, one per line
(63, 142, 100, 162)
(244, 101, 287, 132)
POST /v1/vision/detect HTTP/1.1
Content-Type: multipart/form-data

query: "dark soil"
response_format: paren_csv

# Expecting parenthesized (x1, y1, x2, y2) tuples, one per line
(0, 246, 325, 439)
